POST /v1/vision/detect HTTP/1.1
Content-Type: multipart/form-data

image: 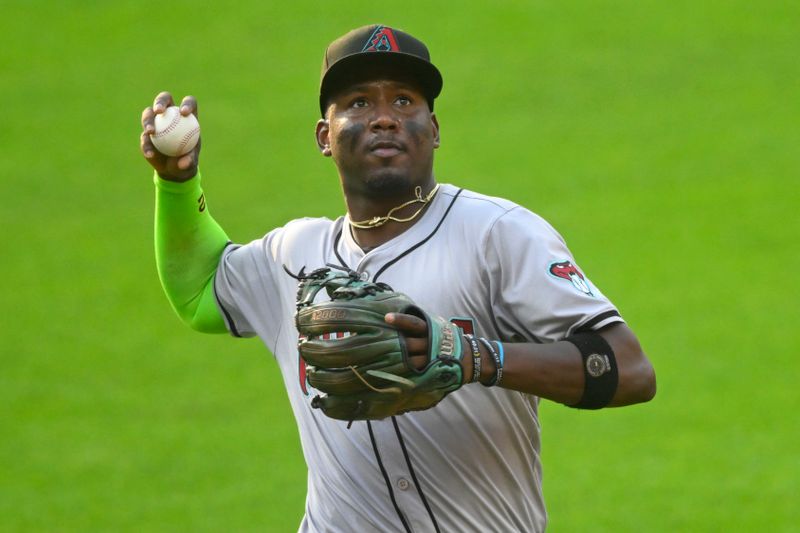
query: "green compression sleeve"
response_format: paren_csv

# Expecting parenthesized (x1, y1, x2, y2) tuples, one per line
(154, 171, 229, 333)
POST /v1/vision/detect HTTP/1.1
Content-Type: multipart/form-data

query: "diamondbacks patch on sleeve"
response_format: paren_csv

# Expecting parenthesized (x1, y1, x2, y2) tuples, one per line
(548, 260, 594, 297)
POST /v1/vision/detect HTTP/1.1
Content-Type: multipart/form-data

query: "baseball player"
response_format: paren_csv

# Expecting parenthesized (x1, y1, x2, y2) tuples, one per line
(140, 24, 656, 532)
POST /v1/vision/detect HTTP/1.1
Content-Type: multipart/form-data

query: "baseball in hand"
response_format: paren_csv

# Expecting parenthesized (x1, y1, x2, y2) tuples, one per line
(150, 106, 200, 157)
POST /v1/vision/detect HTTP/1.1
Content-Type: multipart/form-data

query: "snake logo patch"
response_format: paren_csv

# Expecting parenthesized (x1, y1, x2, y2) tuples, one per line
(548, 260, 594, 296)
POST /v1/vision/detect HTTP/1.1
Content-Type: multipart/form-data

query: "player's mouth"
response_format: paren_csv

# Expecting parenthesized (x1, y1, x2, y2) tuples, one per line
(369, 140, 404, 158)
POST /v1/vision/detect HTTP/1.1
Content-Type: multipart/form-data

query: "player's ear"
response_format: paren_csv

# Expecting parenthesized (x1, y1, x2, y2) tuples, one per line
(431, 113, 440, 149)
(315, 119, 332, 157)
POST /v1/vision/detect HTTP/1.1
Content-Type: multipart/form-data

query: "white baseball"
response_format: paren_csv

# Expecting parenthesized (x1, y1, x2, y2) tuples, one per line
(150, 106, 200, 157)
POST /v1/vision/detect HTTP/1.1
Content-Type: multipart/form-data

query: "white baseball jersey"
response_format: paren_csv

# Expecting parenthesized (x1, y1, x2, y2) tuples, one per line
(214, 183, 623, 532)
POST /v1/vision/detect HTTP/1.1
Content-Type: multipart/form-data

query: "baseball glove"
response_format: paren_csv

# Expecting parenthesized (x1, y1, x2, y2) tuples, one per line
(292, 266, 465, 421)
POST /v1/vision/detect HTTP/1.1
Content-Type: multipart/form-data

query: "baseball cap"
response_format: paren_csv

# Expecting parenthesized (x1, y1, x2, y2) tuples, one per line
(319, 24, 443, 116)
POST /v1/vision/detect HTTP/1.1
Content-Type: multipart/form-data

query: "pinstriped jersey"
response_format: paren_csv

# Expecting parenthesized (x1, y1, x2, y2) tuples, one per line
(214, 183, 623, 532)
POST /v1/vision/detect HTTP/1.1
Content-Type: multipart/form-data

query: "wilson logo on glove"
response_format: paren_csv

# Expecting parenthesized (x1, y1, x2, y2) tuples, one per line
(440, 325, 456, 357)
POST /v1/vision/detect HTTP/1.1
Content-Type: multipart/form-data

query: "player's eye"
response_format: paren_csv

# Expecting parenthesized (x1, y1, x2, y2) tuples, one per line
(395, 95, 412, 106)
(350, 97, 369, 108)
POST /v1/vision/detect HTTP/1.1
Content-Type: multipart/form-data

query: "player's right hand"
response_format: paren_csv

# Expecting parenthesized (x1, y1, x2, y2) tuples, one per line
(140, 91, 201, 182)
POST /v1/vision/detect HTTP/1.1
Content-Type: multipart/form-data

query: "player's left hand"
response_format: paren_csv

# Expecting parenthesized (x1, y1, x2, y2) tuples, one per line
(294, 268, 467, 421)
(384, 312, 430, 370)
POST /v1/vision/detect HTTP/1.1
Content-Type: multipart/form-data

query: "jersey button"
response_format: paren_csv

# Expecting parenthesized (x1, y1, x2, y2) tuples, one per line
(359, 271, 370, 281)
(397, 478, 410, 491)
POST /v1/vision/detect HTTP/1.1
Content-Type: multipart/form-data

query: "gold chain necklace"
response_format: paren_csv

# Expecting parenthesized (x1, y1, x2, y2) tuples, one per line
(349, 183, 440, 230)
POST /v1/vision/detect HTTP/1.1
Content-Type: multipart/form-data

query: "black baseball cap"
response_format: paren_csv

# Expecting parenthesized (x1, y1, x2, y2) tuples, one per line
(319, 24, 443, 116)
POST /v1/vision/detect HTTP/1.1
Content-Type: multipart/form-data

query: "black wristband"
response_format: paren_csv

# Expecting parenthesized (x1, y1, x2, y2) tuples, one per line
(478, 337, 502, 387)
(565, 332, 618, 409)
(465, 334, 481, 383)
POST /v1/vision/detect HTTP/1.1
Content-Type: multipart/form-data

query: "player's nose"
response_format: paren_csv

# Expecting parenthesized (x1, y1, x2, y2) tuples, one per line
(369, 100, 399, 131)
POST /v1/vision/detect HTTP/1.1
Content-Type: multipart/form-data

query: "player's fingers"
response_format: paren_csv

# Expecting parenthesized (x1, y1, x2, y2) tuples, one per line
(140, 131, 155, 158)
(177, 152, 195, 170)
(153, 91, 174, 114)
(404, 337, 428, 355)
(180, 95, 198, 117)
(385, 313, 427, 337)
(409, 354, 428, 369)
(141, 107, 155, 135)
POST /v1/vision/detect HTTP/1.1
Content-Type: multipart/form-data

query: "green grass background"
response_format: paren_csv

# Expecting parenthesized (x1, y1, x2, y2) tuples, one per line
(2, 1, 797, 530)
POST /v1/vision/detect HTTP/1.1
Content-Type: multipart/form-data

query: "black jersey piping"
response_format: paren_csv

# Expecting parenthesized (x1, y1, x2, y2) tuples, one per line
(332, 232, 409, 531)
(373, 189, 463, 280)
(332, 229, 348, 270)
(331, 188, 463, 533)
(391, 416, 441, 533)
(213, 242, 242, 337)
(371, 188, 461, 533)
(367, 420, 412, 533)
(575, 309, 622, 333)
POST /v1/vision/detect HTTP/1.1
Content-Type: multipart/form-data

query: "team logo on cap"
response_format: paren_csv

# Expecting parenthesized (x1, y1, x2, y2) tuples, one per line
(548, 260, 594, 296)
(363, 25, 399, 52)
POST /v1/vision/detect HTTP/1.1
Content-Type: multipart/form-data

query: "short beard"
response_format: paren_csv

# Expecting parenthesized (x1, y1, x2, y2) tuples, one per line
(363, 170, 413, 199)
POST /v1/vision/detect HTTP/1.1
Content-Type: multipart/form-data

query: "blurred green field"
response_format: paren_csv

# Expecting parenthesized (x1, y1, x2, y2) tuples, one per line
(1, 1, 798, 531)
